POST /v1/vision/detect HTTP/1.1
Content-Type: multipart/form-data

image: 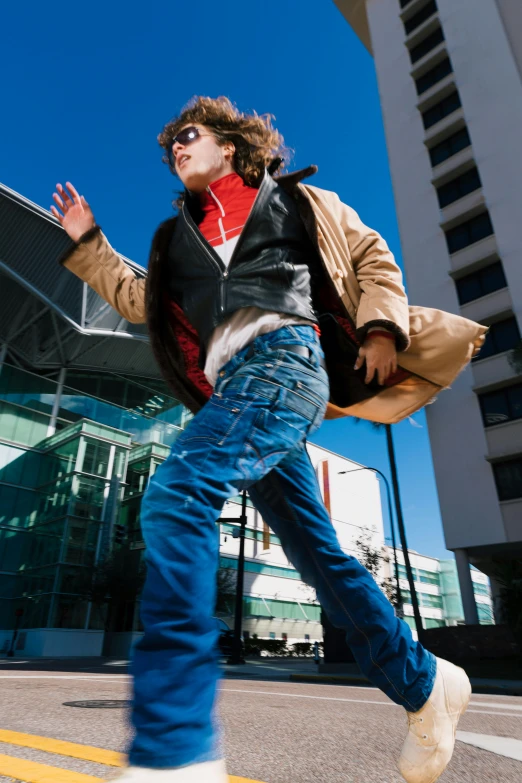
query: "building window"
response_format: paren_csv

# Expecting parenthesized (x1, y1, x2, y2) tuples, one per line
(282, 633, 288, 641)
(304, 634, 310, 641)
(404, 0, 438, 35)
(429, 127, 471, 167)
(456, 261, 507, 305)
(269, 632, 276, 640)
(399, 0, 415, 9)
(445, 211, 494, 254)
(422, 91, 462, 129)
(493, 458, 522, 501)
(479, 383, 522, 427)
(262, 521, 270, 550)
(473, 582, 491, 596)
(437, 167, 481, 208)
(409, 27, 444, 64)
(415, 57, 453, 95)
(474, 317, 521, 361)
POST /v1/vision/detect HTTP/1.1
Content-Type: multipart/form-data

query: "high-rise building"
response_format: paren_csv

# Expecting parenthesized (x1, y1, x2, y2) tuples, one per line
(334, 0, 522, 621)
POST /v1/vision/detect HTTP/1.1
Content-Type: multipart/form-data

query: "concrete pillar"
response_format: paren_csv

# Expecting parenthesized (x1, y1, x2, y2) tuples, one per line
(46, 367, 67, 437)
(454, 549, 480, 625)
(487, 574, 505, 625)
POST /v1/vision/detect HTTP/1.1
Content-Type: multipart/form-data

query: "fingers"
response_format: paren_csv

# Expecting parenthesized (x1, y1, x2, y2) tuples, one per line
(56, 183, 74, 210)
(66, 181, 82, 205)
(50, 205, 64, 223)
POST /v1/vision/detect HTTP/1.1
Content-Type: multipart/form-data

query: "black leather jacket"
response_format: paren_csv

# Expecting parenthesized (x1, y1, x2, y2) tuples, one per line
(166, 169, 321, 365)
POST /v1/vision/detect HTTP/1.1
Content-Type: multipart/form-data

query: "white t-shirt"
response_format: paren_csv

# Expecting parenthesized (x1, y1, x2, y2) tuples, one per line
(203, 235, 314, 386)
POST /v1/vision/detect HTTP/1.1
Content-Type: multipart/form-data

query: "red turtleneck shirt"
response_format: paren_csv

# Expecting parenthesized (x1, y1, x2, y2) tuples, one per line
(196, 172, 314, 385)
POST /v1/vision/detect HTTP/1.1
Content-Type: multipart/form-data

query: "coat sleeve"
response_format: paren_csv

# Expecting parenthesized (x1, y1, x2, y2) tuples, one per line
(337, 199, 411, 351)
(57, 226, 147, 325)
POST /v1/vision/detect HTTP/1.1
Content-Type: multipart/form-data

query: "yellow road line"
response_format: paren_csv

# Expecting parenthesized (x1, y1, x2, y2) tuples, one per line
(0, 729, 266, 782)
(0, 729, 124, 767)
(0, 753, 102, 783)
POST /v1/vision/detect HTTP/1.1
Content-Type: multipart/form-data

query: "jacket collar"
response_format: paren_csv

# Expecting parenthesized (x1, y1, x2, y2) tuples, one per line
(183, 163, 318, 210)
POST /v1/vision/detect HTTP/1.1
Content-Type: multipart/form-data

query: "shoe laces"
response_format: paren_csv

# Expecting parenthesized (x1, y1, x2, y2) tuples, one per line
(408, 713, 428, 739)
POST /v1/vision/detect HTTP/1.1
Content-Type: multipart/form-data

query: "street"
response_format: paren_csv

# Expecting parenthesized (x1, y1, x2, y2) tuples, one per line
(0, 660, 521, 782)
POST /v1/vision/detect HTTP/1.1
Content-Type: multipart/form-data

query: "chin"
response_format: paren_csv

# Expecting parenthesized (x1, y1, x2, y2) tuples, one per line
(181, 171, 207, 193)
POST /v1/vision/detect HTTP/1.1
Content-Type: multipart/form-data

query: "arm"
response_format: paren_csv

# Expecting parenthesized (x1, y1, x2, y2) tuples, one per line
(337, 199, 410, 352)
(51, 183, 146, 324)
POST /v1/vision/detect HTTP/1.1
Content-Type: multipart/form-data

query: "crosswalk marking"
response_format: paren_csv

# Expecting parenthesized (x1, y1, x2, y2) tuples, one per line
(0, 729, 266, 782)
(456, 732, 522, 763)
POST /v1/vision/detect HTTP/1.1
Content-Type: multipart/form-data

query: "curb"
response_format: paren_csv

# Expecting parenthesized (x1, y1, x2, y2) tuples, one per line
(289, 673, 522, 697)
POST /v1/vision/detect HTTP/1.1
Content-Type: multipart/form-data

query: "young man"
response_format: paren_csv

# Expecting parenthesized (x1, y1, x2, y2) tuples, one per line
(52, 96, 487, 783)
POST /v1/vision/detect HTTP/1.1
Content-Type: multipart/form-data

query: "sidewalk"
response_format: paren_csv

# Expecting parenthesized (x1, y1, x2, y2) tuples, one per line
(287, 662, 522, 696)
(2, 655, 521, 695)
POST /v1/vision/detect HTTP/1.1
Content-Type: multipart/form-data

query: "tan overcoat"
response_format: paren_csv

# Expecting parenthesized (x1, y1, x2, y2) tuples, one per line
(59, 173, 488, 424)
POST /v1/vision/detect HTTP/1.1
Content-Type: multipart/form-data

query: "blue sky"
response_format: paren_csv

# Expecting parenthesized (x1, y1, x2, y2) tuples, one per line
(1, 0, 450, 559)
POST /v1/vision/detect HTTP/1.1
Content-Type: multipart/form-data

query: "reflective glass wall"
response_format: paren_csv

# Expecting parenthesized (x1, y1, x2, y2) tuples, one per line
(0, 361, 188, 631)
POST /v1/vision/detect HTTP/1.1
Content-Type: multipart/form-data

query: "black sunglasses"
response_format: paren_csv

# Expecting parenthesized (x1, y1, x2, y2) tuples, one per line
(167, 126, 213, 167)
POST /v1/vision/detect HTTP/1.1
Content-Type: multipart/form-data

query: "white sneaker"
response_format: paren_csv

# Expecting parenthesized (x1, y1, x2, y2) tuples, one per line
(109, 759, 228, 782)
(398, 657, 471, 783)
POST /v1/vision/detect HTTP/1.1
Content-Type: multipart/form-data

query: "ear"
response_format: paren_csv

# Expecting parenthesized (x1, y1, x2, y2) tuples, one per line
(224, 143, 236, 160)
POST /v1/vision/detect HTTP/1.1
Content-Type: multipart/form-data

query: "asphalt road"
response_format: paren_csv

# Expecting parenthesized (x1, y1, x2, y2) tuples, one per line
(0, 664, 521, 782)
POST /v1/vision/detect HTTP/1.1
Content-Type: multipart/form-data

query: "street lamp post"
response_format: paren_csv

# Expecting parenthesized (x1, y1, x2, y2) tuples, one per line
(226, 489, 248, 665)
(338, 451, 424, 641)
(338, 467, 404, 618)
(385, 423, 424, 642)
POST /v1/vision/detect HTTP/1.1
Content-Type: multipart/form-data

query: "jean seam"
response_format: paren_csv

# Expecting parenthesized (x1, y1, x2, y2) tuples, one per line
(268, 468, 420, 712)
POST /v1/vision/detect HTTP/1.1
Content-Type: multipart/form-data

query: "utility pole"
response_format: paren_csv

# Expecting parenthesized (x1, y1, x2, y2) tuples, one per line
(226, 489, 248, 665)
(385, 424, 424, 642)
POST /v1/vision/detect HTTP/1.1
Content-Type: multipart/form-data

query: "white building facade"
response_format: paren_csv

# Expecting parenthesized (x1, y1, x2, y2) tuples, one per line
(217, 442, 386, 644)
(334, 0, 522, 621)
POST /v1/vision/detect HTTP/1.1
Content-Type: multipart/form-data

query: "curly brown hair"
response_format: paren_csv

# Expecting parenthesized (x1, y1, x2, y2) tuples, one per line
(158, 95, 291, 187)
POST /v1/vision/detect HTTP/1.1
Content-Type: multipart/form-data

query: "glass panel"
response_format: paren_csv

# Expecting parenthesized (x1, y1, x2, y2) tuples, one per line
(404, 0, 437, 35)
(425, 618, 446, 628)
(429, 127, 471, 166)
(507, 385, 522, 420)
(492, 318, 520, 353)
(27, 522, 65, 567)
(410, 27, 444, 65)
(64, 520, 98, 566)
(437, 167, 481, 208)
(493, 459, 522, 501)
(456, 274, 482, 305)
(422, 91, 461, 129)
(480, 390, 510, 427)
(480, 261, 507, 295)
(415, 57, 452, 96)
(82, 441, 111, 477)
(70, 476, 106, 521)
(446, 212, 493, 253)
(477, 603, 494, 624)
(50, 596, 88, 629)
(0, 364, 57, 415)
(469, 212, 494, 244)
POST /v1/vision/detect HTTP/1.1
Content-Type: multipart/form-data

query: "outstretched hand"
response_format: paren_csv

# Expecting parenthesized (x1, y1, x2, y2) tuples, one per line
(51, 182, 95, 243)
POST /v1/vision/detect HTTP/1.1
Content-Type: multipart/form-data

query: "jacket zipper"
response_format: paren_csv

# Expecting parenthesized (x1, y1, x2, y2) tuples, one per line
(182, 170, 268, 316)
(182, 202, 227, 314)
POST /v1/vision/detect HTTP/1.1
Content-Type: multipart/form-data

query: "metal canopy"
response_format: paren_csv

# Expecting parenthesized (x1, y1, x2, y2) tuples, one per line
(0, 182, 161, 378)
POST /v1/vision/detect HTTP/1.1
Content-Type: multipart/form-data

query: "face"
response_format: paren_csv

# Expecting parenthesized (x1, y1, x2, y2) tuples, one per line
(170, 124, 236, 192)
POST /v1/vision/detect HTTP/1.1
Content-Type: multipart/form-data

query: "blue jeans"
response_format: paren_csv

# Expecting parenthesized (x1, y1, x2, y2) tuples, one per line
(129, 325, 436, 769)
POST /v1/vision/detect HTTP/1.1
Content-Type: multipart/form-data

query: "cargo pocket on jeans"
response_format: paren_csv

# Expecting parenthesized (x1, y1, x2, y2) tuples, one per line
(237, 408, 306, 484)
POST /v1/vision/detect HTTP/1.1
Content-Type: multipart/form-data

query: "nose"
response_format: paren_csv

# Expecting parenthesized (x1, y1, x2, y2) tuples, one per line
(171, 141, 186, 163)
